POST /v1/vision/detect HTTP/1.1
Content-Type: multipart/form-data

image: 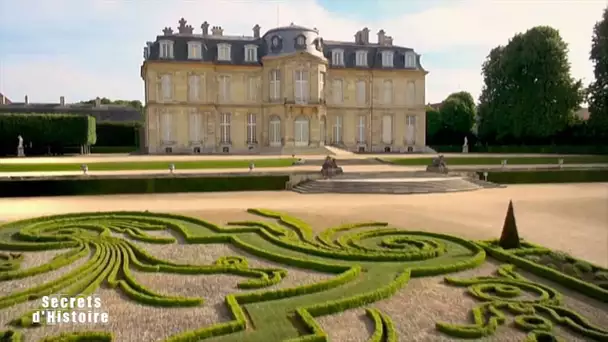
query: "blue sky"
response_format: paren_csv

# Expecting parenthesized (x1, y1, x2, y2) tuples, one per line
(0, 0, 605, 104)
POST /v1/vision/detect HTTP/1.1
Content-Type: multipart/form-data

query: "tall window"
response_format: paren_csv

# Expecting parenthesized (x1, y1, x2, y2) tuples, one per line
(356, 51, 367, 67)
(356, 80, 366, 105)
(357, 115, 366, 143)
(382, 115, 393, 144)
(188, 74, 199, 101)
(160, 74, 172, 101)
(332, 116, 342, 143)
(406, 115, 416, 145)
(381, 51, 394, 67)
(161, 111, 172, 142)
(269, 69, 281, 101)
(187, 42, 202, 60)
(332, 79, 343, 104)
(319, 72, 326, 100)
(332, 49, 344, 66)
(245, 45, 258, 62)
(218, 44, 231, 61)
(247, 113, 257, 143)
(248, 77, 257, 102)
(407, 81, 416, 106)
(159, 41, 174, 59)
(295, 70, 308, 104)
(218, 75, 230, 102)
(220, 113, 231, 143)
(189, 111, 203, 143)
(383, 80, 393, 104)
(405, 52, 416, 67)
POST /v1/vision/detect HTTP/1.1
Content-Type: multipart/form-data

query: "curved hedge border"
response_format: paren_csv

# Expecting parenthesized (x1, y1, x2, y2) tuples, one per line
(436, 264, 608, 341)
(0, 210, 486, 341)
(477, 239, 608, 302)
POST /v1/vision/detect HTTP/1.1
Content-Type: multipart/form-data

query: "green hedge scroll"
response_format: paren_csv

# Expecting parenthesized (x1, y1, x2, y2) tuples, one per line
(436, 264, 608, 341)
(0, 209, 486, 341)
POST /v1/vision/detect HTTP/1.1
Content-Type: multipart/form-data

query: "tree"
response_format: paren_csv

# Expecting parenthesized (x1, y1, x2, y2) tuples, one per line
(425, 106, 442, 143)
(440, 91, 476, 138)
(477, 26, 584, 144)
(79, 98, 143, 112)
(588, 6, 608, 140)
(498, 200, 521, 249)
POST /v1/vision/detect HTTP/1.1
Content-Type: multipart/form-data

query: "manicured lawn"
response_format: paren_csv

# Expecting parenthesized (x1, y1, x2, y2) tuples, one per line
(0, 158, 296, 172)
(385, 155, 608, 166)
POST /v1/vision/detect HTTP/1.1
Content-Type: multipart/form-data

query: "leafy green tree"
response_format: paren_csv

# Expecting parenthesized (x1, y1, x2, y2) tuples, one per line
(440, 91, 476, 138)
(425, 106, 442, 143)
(79, 98, 143, 112)
(588, 6, 608, 140)
(477, 26, 584, 144)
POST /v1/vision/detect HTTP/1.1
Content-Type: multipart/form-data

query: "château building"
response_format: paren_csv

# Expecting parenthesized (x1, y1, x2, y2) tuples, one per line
(141, 18, 428, 154)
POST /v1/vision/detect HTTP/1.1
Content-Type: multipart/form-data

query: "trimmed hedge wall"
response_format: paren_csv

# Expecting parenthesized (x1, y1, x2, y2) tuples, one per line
(95, 122, 140, 147)
(0, 175, 289, 197)
(482, 170, 608, 184)
(431, 144, 608, 155)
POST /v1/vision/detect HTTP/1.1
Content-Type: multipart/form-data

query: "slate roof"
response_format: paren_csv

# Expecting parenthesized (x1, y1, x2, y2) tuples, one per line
(0, 103, 142, 122)
(144, 20, 425, 71)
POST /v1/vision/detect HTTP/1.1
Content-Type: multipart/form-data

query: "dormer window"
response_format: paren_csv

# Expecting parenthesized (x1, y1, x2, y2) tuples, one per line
(188, 41, 202, 60)
(405, 52, 416, 68)
(356, 50, 367, 67)
(143, 47, 150, 60)
(159, 40, 174, 59)
(271, 36, 280, 48)
(381, 51, 394, 67)
(217, 43, 231, 61)
(332, 49, 344, 66)
(296, 35, 306, 46)
(245, 45, 258, 62)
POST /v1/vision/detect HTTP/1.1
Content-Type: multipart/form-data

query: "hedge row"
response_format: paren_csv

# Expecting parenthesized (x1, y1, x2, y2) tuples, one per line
(0, 113, 96, 147)
(0, 330, 22, 341)
(477, 240, 608, 302)
(95, 121, 141, 147)
(40, 331, 112, 341)
(0, 175, 290, 197)
(436, 264, 608, 340)
(430, 144, 608, 155)
(484, 170, 608, 185)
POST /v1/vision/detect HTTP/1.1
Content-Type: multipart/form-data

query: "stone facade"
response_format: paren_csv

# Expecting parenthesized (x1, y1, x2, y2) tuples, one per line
(141, 19, 428, 154)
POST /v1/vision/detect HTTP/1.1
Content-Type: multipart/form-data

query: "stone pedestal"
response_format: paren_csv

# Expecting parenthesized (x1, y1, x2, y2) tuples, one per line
(17, 147, 25, 157)
(462, 145, 469, 153)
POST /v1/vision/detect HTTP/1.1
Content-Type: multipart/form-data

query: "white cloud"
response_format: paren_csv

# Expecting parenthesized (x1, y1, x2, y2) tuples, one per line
(0, 0, 605, 103)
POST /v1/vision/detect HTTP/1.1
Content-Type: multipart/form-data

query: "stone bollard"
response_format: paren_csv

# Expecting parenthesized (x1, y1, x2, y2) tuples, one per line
(483, 171, 489, 181)
(558, 159, 564, 169)
(81, 164, 88, 175)
(169, 163, 175, 174)
(501, 159, 508, 169)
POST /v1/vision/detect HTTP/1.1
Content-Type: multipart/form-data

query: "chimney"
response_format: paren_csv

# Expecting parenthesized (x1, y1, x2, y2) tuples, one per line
(385, 36, 393, 46)
(201, 21, 209, 36)
(362, 27, 370, 44)
(354, 30, 362, 44)
(60, 96, 65, 106)
(253, 24, 261, 39)
(377, 29, 386, 45)
(24, 95, 29, 105)
(211, 26, 223, 36)
(95, 97, 101, 107)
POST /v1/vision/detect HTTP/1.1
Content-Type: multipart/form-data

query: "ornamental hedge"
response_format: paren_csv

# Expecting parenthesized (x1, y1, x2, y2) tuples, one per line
(0, 210, 605, 341)
(0, 114, 96, 155)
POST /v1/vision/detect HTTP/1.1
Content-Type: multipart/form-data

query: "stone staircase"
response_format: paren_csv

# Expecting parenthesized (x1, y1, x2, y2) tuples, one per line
(292, 173, 489, 194)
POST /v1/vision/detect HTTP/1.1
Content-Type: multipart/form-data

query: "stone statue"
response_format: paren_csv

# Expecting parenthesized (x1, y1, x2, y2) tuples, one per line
(321, 156, 343, 178)
(17, 135, 25, 157)
(462, 136, 469, 153)
(426, 155, 448, 174)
